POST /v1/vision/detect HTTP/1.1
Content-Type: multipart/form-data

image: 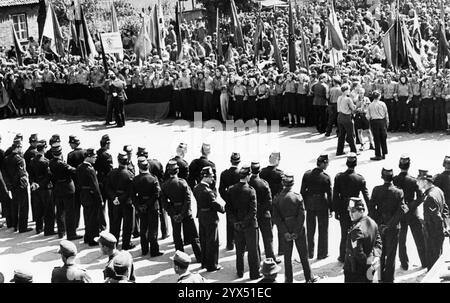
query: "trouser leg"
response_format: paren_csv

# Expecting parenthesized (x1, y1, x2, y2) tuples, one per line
(17, 188, 29, 232)
(183, 216, 202, 262)
(139, 210, 149, 254)
(295, 228, 312, 281)
(245, 227, 261, 279)
(63, 194, 76, 238)
(111, 204, 123, 244)
(234, 229, 246, 275)
(43, 190, 55, 235)
(171, 218, 183, 251)
(226, 213, 234, 249)
(317, 209, 329, 258)
(159, 199, 169, 238)
(306, 210, 316, 257)
(409, 217, 427, 268)
(121, 204, 133, 248)
(283, 238, 294, 282)
(33, 192, 43, 231)
(339, 216, 351, 260)
(258, 217, 275, 259)
(381, 229, 399, 283)
(148, 210, 160, 254)
(55, 196, 65, 236)
(398, 217, 409, 267)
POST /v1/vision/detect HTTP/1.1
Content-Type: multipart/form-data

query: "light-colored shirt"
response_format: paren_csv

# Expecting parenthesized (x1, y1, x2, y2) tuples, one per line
(337, 95, 355, 114)
(366, 100, 389, 125)
(329, 87, 342, 104)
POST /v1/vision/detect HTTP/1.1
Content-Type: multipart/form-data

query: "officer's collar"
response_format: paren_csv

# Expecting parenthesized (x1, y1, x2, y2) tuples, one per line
(178, 271, 191, 280)
(200, 181, 210, 187)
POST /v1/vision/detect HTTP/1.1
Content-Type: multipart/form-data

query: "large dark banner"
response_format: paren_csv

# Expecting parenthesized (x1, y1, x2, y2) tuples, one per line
(43, 83, 172, 121)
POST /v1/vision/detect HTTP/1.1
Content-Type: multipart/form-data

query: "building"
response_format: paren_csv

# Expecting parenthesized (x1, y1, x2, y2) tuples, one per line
(0, 0, 40, 49)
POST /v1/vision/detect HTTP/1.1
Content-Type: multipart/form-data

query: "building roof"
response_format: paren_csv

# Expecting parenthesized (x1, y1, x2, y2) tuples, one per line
(0, 0, 40, 8)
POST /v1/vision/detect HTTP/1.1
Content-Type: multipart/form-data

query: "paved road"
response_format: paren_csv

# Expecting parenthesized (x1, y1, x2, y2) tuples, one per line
(1, 115, 448, 283)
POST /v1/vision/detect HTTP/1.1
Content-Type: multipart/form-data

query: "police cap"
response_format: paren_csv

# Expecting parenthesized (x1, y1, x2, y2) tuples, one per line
(69, 135, 80, 145)
(239, 164, 251, 177)
(123, 145, 133, 154)
(84, 148, 96, 158)
(137, 147, 148, 158)
(348, 197, 365, 211)
(200, 166, 214, 178)
(10, 268, 33, 283)
(57, 240, 77, 257)
(231, 152, 241, 163)
(29, 134, 38, 143)
(94, 231, 117, 249)
(100, 134, 111, 145)
(251, 161, 261, 174)
(137, 157, 149, 170)
(171, 250, 191, 268)
(166, 160, 179, 173)
(317, 154, 329, 163)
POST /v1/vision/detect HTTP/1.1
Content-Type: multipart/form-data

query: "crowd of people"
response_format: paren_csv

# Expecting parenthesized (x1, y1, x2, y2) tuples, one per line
(0, 132, 449, 283)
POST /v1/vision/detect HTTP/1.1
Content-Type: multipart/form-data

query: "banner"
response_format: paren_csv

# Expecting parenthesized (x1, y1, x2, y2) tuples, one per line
(100, 32, 123, 55)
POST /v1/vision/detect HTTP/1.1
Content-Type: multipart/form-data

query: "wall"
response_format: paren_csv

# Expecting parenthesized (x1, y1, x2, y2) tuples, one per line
(0, 4, 39, 48)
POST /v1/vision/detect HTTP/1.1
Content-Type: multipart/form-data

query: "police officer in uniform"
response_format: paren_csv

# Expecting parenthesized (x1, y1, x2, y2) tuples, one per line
(228, 165, 261, 280)
(131, 157, 163, 257)
(76, 148, 103, 246)
(29, 140, 54, 235)
(369, 168, 407, 283)
(193, 166, 225, 272)
(344, 198, 382, 283)
(4, 139, 31, 233)
(24, 134, 38, 222)
(105, 152, 135, 250)
(393, 154, 427, 270)
(417, 173, 450, 270)
(161, 160, 201, 261)
(172, 250, 205, 283)
(44, 134, 61, 161)
(104, 251, 135, 283)
(188, 143, 217, 190)
(67, 135, 85, 229)
(249, 161, 279, 263)
(433, 155, 450, 217)
(219, 152, 241, 251)
(94, 134, 113, 231)
(51, 240, 92, 283)
(272, 173, 317, 283)
(301, 154, 332, 259)
(260, 151, 284, 256)
(123, 145, 135, 176)
(164, 143, 189, 181)
(333, 153, 370, 262)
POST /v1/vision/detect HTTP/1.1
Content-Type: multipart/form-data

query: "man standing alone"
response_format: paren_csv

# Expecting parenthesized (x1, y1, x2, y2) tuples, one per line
(366, 91, 389, 161)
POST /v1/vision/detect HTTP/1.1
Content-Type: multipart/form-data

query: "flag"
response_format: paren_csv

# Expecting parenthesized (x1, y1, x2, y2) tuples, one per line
(134, 18, 152, 64)
(175, 2, 182, 55)
(149, 4, 162, 57)
(299, 20, 309, 70)
(402, 21, 425, 72)
(437, 0, 450, 71)
(110, 3, 123, 60)
(42, 2, 64, 57)
(12, 25, 25, 66)
(382, 19, 407, 71)
(217, 8, 223, 65)
(253, 11, 264, 65)
(288, 0, 296, 72)
(327, 0, 346, 51)
(230, 0, 245, 50)
(411, 11, 423, 55)
(37, 0, 47, 41)
(157, 1, 166, 52)
(224, 44, 234, 65)
(79, 6, 98, 60)
(270, 27, 283, 72)
(99, 36, 109, 75)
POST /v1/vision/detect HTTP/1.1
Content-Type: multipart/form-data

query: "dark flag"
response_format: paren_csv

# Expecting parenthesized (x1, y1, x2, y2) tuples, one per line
(288, 0, 296, 72)
(402, 21, 425, 72)
(217, 8, 223, 65)
(327, 0, 346, 51)
(42, 2, 64, 57)
(79, 6, 98, 60)
(175, 2, 182, 55)
(382, 18, 407, 72)
(269, 26, 283, 72)
(253, 11, 263, 65)
(99, 36, 109, 75)
(299, 19, 309, 70)
(12, 25, 25, 66)
(230, 0, 245, 50)
(37, 0, 47, 42)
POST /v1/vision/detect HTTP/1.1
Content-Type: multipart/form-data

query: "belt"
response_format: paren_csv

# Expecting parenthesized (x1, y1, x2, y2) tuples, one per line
(81, 186, 91, 190)
(284, 215, 296, 220)
(56, 179, 69, 183)
(116, 190, 125, 194)
(173, 203, 183, 206)
(199, 208, 211, 212)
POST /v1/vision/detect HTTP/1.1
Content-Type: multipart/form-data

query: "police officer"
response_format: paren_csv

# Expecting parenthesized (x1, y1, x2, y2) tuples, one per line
(249, 161, 279, 263)
(219, 152, 241, 251)
(96, 231, 136, 282)
(172, 250, 205, 283)
(161, 160, 201, 261)
(4, 133, 23, 158)
(29, 140, 54, 235)
(272, 173, 317, 283)
(393, 155, 427, 270)
(94, 134, 113, 231)
(228, 165, 261, 280)
(44, 134, 61, 161)
(417, 173, 450, 270)
(123, 145, 135, 176)
(164, 143, 189, 181)
(24, 134, 38, 222)
(300, 154, 332, 259)
(188, 143, 217, 190)
(369, 168, 407, 283)
(333, 153, 370, 263)
(433, 155, 450, 215)
(67, 135, 85, 229)
(105, 152, 134, 250)
(51, 240, 92, 283)
(193, 166, 225, 272)
(131, 157, 163, 257)
(260, 151, 284, 255)
(10, 268, 33, 283)
(104, 251, 134, 283)
(76, 148, 103, 246)
(344, 198, 382, 283)
(4, 138, 31, 233)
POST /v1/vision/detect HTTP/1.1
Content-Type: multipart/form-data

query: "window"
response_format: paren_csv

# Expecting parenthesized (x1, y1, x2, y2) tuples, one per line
(11, 14, 28, 41)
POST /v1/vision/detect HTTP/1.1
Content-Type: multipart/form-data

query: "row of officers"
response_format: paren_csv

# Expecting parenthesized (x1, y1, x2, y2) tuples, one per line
(0, 134, 449, 282)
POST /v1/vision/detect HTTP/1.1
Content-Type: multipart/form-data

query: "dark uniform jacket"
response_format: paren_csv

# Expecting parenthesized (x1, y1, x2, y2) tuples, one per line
(193, 182, 224, 224)
(109, 79, 127, 101)
(433, 171, 450, 208)
(260, 165, 283, 199)
(104, 251, 136, 281)
(344, 216, 382, 276)
(94, 148, 113, 187)
(177, 272, 205, 283)
(131, 172, 160, 213)
(188, 156, 216, 189)
(49, 158, 76, 197)
(333, 169, 370, 217)
(105, 167, 133, 205)
(227, 181, 258, 229)
(3, 152, 28, 190)
(219, 166, 240, 204)
(67, 148, 86, 170)
(249, 175, 272, 219)
(164, 156, 189, 180)
(423, 186, 450, 236)
(76, 162, 103, 207)
(393, 172, 422, 217)
(161, 176, 192, 219)
(272, 188, 306, 236)
(369, 183, 407, 231)
(300, 167, 332, 211)
(51, 264, 92, 283)
(23, 146, 37, 174)
(29, 154, 52, 190)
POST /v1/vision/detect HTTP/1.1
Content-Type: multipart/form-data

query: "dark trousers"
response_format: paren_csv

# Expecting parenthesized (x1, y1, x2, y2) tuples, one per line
(337, 113, 357, 154)
(11, 188, 29, 232)
(55, 194, 76, 238)
(213, 90, 221, 120)
(276, 226, 286, 255)
(283, 228, 312, 282)
(370, 119, 388, 157)
(203, 92, 215, 121)
(384, 99, 397, 131)
(235, 227, 260, 279)
(171, 216, 202, 262)
(380, 228, 399, 283)
(326, 104, 338, 135)
(74, 189, 81, 229)
(199, 220, 219, 270)
(257, 98, 269, 121)
(339, 215, 352, 260)
(258, 217, 276, 260)
(419, 99, 433, 131)
(111, 203, 133, 248)
(398, 215, 427, 268)
(138, 209, 159, 255)
(105, 96, 113, 123)
(84, 204, 100, 243)
(234, 96, 245, 121)
(226, 214, 235, 249)
(268, 96, 280, 122)
(424, 224, 444, 270)
(195, 90, 204, 112)
(32, 189, 54, 234)
(433, 98, 445, 131)
(159, 199, 169, 237)
(344, 270, 372, 283)
(314, 105, 327, 133)
(306, 209, 329, 258)
(112, 99, 125, 127)
(1, 195, 12, 227)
